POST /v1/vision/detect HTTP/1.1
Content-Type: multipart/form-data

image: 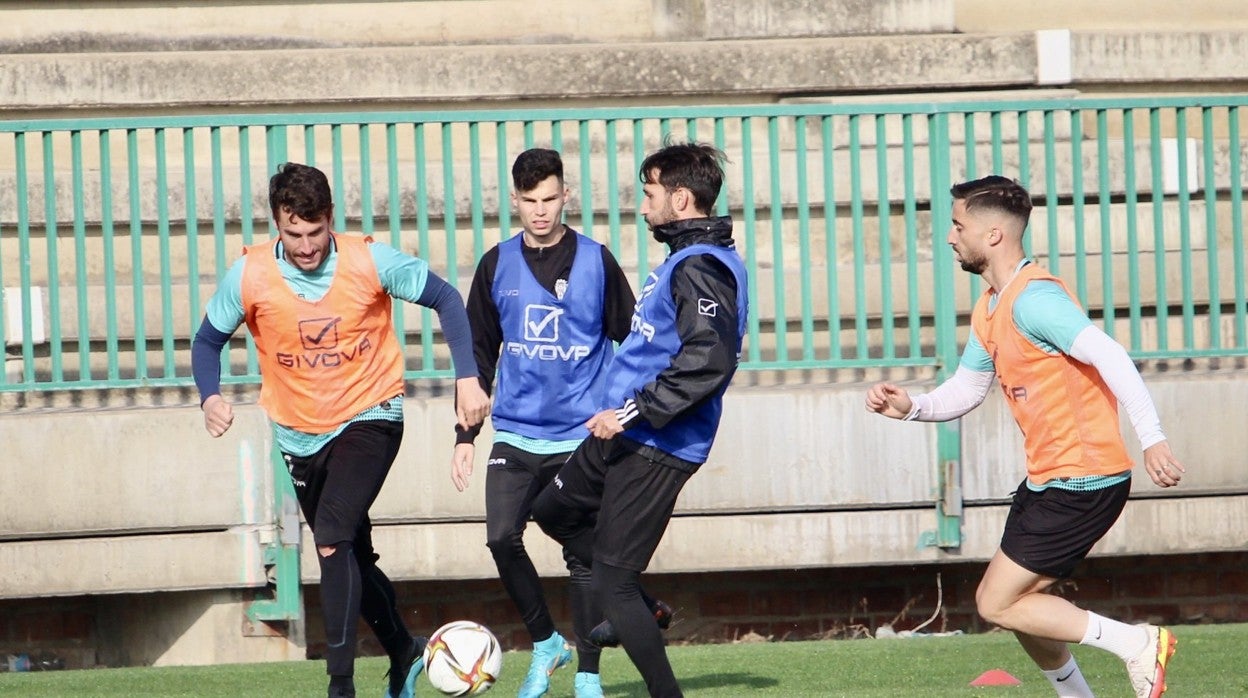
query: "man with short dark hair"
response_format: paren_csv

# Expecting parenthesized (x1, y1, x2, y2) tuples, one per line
(866, 175, 1184, 698)
(192, 162, 490, 698)
(449, 147, 639, 698)
(532, 142, 749, 698)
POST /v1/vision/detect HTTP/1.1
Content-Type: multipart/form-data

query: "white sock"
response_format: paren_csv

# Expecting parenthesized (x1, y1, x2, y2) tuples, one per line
(1041, 655, 1095, 698)
(1079, 611, 1150, 660)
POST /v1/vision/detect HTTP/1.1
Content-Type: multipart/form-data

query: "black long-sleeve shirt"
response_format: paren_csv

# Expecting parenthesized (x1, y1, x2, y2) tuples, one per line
(615, 216, 743, 432)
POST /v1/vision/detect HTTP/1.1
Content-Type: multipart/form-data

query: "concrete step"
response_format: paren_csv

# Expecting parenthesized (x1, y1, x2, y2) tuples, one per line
(0, 0, 955, 54)
(0, 34, 1037, 113)
(4, 29, 1245, 118)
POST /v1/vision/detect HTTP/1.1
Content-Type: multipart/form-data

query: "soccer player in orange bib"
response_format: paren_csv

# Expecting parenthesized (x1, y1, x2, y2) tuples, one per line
(866, 176, 1184, 698)
(192, 162, 490, 698)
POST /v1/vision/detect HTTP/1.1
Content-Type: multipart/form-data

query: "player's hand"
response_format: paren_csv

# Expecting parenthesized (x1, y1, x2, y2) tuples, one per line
(864, 382, 914, 420)
(586, 408, 624, 440)
(455, 377, 491, 430)
(202, 394, 235, 437)
(451, 443, 475, 492)
(1142, 440, 1185, 488)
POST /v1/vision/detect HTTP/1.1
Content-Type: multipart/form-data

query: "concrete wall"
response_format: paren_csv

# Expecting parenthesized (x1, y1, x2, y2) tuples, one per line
(3, 370, 1243, 592)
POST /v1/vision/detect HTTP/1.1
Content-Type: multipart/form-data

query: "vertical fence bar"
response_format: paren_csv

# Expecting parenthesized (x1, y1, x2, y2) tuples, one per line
(963, 113, 977, 180)
(210, 126, 231, 380)
(385, 123, 402, 247)
(1070, 110, 1088, 305)
(71, 129, 90, 381)
(1043, 109, 1060, 275)
(359, 124, 374, 236)
(551, 120, 563, 155)
(713, 118, 729, 218)
(604, 120, 621, 259)
(875, 114, 894, 360)
(385, 122, 407, 342)
(579, 120, 594, 237)
(238, 125, 259, 376)
(266, 126, 287, 228)
(331, 124, 346, 234)
(1123, 109, 1142, 351)
(414, 122, 435, 372)
(184, 128, 201, 348)
(1096, 109, 1115, 336)
(740, 117, 761, 364)
(990, 111, 1004, 173)
(1174, 108, 1195, 348)
(497, 122, 511, 241)
(1201, 107, 1221, 350)
(469, 121, 485, 260)
(42, 132, 64, 382)
(902, 114, 920, 355)
(794, 116, 814, 360)
(441, 122, 460, 294)
(126, 128, 148, 379)
(633, 120, 648, 281)
(14, 134, 35, 383)
(99, 131, 120, 380)
(848, 114, 867, 359)
(1149, 108, 1169, 351)
(1017, 111, 1033, 258)
(304, 124, 317, 167)
(822, 115, 842, 361)
(963, 113, 982, 301)
(154, 128, 176, 378)
(767, 116, 788, 362)
(1230, 107, 1246, 347)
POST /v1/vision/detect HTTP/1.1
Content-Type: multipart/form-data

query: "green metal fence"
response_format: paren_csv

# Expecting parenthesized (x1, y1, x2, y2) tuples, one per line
(2, 97, 1246, 393)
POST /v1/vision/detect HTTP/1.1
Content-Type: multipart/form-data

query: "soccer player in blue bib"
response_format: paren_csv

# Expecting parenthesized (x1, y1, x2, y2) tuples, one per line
(448, 148, 638, 698)
(531, 142, 749, 698)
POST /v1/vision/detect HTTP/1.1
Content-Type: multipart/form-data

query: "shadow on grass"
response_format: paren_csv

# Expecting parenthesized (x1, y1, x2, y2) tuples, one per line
(605, 670, 779, 696)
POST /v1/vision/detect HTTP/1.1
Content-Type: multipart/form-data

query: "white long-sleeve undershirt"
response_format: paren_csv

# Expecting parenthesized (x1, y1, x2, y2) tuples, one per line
(904, 326, 1166, 450)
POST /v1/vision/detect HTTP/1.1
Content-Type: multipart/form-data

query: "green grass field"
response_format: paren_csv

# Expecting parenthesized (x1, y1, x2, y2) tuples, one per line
(0, 623, 1243, 697)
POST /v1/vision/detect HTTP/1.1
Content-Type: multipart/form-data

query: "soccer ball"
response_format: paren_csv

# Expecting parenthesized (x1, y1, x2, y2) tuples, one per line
(422, 620, 503, 696)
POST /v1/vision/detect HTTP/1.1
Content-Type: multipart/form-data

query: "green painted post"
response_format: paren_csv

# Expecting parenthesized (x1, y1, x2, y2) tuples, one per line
(247, 436, 303, 624)
(923, 112, 962, 549)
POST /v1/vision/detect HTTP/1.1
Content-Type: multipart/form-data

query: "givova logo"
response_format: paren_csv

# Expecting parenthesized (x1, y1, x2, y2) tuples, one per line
(523, 304, 563, 342)
(277, 315, 372, 369)
(506, 304, 590, 361)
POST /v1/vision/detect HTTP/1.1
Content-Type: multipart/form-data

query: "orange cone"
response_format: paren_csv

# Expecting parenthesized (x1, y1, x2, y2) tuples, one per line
(969, 669, 1022, 687)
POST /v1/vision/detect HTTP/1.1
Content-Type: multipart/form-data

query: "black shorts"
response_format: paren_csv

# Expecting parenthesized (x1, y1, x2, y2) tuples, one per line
(548, 436, 692, 572)
(999, 477, 1131, 579)
(283, 419, 404, 552)
(484, 441, 570, 540)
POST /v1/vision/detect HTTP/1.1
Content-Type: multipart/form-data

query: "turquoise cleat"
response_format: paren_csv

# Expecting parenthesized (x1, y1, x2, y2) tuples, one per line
(384, 636, 426, 698)
(573, 671, 605, 698)
(517, 631, 573, 698)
